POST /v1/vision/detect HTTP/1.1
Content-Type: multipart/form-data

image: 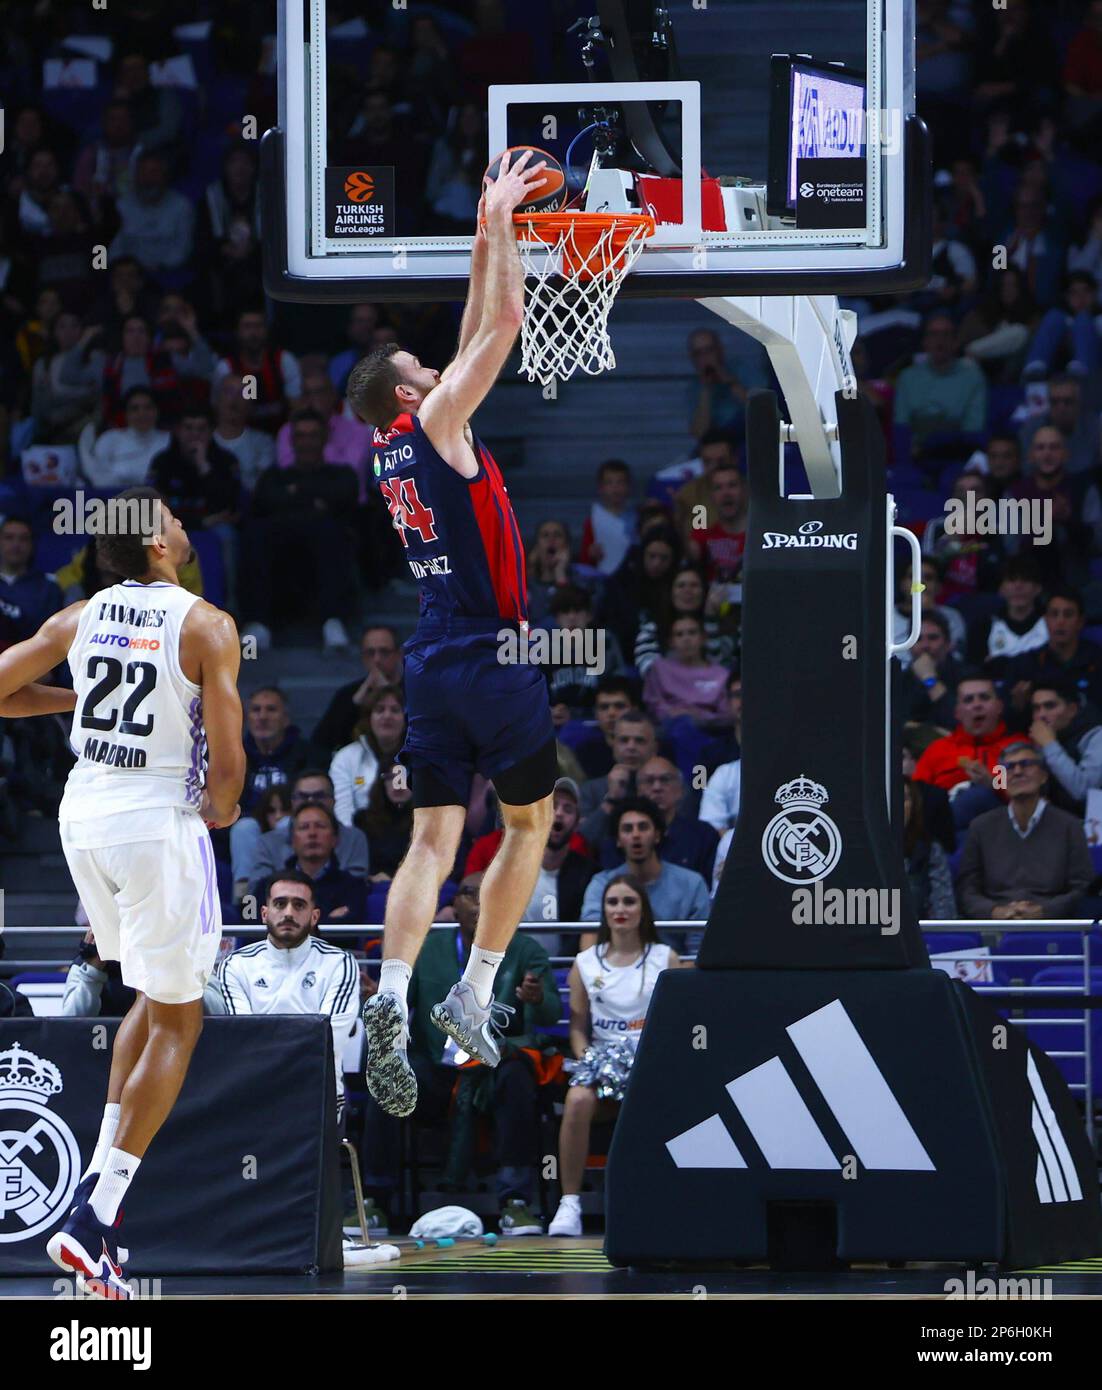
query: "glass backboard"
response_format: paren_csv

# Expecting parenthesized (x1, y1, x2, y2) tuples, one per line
(262, 0, 928, 303)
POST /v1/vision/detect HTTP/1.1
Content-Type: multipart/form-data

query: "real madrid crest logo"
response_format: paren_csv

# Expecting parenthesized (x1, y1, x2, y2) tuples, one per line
(760, 774, 842, 885)
(0, 1043, 81, 1244)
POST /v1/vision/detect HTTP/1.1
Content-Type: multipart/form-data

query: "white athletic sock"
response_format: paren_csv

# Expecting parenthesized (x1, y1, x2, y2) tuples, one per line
(82, 1103, 121, 1180)
(559, 1193, 581, 1207)
(379, 959, 412, 1011)
(89, 1147, 141, 1227)
(462, 946, 505, 1010)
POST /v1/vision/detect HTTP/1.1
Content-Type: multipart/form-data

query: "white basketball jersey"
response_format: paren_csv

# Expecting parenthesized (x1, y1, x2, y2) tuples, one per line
(575, 942, 671, 1050)
(60, 580, 207, 822)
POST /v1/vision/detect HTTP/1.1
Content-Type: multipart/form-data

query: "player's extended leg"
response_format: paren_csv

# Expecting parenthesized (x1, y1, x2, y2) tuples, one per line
(363, 804, 465, 1118)
(431, 792, 554, 1067)
(48, 998, 203, 1297)
(77, 994, 148, 1182)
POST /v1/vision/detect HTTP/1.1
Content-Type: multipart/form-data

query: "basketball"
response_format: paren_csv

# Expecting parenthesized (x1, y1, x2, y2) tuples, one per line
(483, 145, 567, 214)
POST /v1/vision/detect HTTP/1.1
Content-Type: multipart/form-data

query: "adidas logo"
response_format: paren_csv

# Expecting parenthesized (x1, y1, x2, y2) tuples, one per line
(113, 1168, 130, 1178)
(256, 977, 268, 988)
(1027, 1052, 1081, 1204)
(666, 999, 935, 1172)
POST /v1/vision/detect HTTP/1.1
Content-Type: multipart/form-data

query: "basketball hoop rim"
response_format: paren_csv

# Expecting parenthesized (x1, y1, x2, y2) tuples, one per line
(512, 210, 656, 249)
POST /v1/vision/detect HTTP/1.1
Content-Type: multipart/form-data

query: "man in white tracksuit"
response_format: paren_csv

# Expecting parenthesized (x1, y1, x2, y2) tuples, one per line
(219, 869, 359, 1119)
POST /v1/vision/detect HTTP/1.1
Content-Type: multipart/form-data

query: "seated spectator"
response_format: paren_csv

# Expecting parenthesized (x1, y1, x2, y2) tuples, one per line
(149, 405, 241, 600)
(1067, 195, 1102, 281)
(0, 516, 62, 646)
(86, 255, 161, 335)
(220, 871, 359, 1118)
(699, 669, 742, 774)
(902, 778, 957, 919)
(898, 612, 966, 728)
(1029, 676, 1102, 814)
(543, 585, 625, 727)
(196, 145, 261, 325)
(60, 311, 215, 428)
(355, 762, 415, 881)
(1007, 430, 1100, 588)
(580, 799, 712, 942)
(686, 328, 749, 443)
(1000, 179, 1064, 311)
(632, 757, 719, 880)
(241, 687, 322, 815)
(578, 459, 636, 576)
(597, 524, 680, 658)
(228, 784, 291, 898)
(358, 871, 561, 1237)
(959, 266, 1038, 381)
(79, 386, 170, 489)
(634, 565, 736, 676)
(548, 873, 679, 1237)
(1020, 374, 1100, 475)
(642, 615, 731, 733)
(72, 99, 138, 210)
(275, 366, 372, 499)
(956, 740, 1093, 919)
(62, 929, 137, 1017)
(465, 775, 590, 875)
(37, 192, 99, 306)
(967, 554, 1048, 674)
(110, 151, 195, 276)
(920, 471, 1005, 599)
(671, 429, 740, 546)
(212, 372, 275, 491)
(329, 684, 406, 826)
(893, 313, 987, 449)
(1022, 273, 1101, 382)
(499, 776, 600, 955)
(684, 460, 749, 587)
(424, 100, 485, 234)
(968, 431, 1022, 499)
(245, 770, 369, 894)
(251, 805, 368, 925)
(212, 307, 302, 434)
(30, 308, 99, 442)
(313, 625, 405, 757)
(1004, 587, 1102, 714)
(921, 195, 978, 313)
(525, 520, 595, 627)
(329, 304, 383, 395)
(578, 710, 659, 844)
(567, 673, 637, 779)
(6, 147, 62, 245)
(893, 557, 967, 659)
(912, 674, 1021, 830)
(1064, 0, 1102, 139)
(113, 51, 183, 156)
(903, 728, 955, 853)
(239, 409, 360, 652)
(699, 755, 742, 836)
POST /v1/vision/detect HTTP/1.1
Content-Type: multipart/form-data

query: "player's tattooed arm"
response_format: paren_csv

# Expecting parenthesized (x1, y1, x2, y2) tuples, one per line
(0, 602, 85, 712)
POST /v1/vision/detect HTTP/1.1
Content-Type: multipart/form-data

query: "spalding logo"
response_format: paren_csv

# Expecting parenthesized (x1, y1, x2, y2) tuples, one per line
(343, 171, 375, 203)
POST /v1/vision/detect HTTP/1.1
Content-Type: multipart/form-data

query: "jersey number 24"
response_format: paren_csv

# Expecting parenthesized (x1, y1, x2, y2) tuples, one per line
(379, 476, 438, 547)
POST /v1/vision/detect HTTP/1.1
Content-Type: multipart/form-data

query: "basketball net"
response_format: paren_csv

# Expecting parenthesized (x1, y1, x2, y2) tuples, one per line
(512, 211, 655, 387)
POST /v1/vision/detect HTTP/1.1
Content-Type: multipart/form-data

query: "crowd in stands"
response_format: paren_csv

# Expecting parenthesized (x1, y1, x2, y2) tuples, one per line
(7, 0, 1102, 1231)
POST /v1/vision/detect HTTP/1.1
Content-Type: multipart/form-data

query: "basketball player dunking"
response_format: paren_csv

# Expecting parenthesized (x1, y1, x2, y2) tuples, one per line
(346, 151, 558, 1116)
(0, 488, 244, 1297)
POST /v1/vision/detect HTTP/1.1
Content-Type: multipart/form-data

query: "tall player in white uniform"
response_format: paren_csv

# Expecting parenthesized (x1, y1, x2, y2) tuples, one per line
(0, 487, 244, 1298)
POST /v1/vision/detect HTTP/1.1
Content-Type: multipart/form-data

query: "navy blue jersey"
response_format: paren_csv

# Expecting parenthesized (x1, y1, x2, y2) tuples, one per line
(371, 413, 528, 625)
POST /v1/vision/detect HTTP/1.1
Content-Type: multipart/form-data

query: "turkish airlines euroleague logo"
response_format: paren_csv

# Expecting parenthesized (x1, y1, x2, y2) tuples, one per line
(325, 165, 395, 237)
(343, 170, 375, 203)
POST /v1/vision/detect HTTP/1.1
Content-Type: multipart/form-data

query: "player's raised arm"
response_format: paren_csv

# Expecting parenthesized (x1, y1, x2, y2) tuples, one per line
(441, 190, 490, 376)
(420, 151, 546, 441)
(189, 604, 245, 828)
(0, 603, 85, 708)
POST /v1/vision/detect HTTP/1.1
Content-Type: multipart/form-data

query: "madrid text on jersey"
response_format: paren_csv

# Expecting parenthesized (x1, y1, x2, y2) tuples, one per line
(80, 738, 148, 768)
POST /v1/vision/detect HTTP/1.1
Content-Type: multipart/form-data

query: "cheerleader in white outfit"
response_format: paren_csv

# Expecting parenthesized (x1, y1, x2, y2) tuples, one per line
(548, 873, 680, 1237)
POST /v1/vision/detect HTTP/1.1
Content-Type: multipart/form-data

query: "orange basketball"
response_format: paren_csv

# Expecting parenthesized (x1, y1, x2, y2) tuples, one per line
(483, 146, 567, 213)
(343, 170, 375, 203)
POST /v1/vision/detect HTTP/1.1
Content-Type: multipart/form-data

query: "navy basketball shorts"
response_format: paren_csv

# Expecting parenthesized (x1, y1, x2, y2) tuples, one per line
(400, 619, 557, 809)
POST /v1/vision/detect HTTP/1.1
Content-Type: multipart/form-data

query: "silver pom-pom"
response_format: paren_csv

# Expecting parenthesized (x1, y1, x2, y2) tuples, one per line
(568, 1039, 636, 1101)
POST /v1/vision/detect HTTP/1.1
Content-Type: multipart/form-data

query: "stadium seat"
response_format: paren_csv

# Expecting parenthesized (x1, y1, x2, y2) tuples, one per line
(992, 933, 1088, 988)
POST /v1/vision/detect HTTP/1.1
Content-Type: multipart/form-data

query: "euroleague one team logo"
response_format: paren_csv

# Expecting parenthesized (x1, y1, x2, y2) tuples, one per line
(761, 775, 842, 885)
(343, 170, 376, 203)
(0, 1044, 81, 1244)
(799, 181, 815, 199)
